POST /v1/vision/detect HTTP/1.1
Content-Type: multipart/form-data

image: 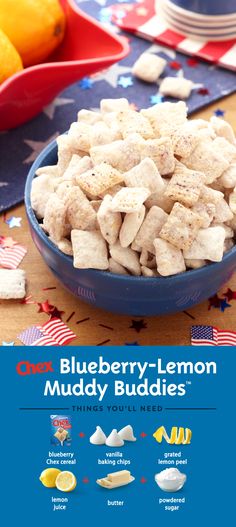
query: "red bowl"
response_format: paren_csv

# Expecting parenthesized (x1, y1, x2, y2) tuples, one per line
(0, 0, 129, 130)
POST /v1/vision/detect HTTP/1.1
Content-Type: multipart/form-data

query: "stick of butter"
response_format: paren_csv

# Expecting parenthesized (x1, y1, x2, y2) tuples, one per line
(107, 470, 131, 484)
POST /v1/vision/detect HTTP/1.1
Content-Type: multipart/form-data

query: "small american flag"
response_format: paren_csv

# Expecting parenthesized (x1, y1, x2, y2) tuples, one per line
(191, 325, 236, 346)
(42, 318, 77, 345)
(17, 326, 46, 346)
(17, 318, 77, 346)
(0, 244, 27, 269)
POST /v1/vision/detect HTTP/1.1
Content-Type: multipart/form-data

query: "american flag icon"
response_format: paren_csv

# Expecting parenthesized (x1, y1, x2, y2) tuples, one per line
(17, 318, 77, 346)
(0, 244, 27, 269)
(191, 325, 236, 346)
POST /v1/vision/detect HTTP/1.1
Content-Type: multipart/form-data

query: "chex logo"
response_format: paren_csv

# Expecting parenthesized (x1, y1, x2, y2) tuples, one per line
(16, 361, 54, 376)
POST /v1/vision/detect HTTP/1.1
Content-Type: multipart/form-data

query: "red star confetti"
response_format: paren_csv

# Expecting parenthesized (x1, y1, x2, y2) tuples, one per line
(82, 477, 89, 484)
(223, 288, 236, 301)
(140, 432, 147, 438)
(37, 299, 54, 314)
(49, 307, 65, 320)
(186, 57, 199, 67)
(197, 87, 210, 96)
(79, 432, 85, 438)
(169, 60, 182, 70)
(208, 294, 221, 310)
(140, 477, 147, 483)
(129, 319, 147, 333)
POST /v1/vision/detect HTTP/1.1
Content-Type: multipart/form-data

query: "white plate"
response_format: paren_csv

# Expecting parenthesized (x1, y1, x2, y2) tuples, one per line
(159, 8, 236, 39)
(160, 0, 236, 21)
(97, 476, 135, 489)
(162, 3, 236, 27)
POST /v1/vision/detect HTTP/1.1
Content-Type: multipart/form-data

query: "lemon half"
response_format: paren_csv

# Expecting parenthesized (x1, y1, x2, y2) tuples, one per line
(55, 471, 77, 492)
(39, 468, 61, 488)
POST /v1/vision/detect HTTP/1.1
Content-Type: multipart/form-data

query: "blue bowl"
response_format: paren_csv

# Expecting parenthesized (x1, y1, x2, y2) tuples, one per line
(25, 140, 236, 316)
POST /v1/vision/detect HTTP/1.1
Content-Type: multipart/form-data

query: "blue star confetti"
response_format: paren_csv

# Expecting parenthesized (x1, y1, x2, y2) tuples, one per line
(220, 299, 231, 312)
(214, 108, 225, 117)
(5, 216, 22, 228)
(79, 77, 93, 90)
(118, 76, 133, 88)
(149, 94, 163, 105)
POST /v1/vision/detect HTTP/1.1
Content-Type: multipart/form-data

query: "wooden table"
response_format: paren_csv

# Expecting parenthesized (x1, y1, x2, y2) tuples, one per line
(1, 94, 236, 346)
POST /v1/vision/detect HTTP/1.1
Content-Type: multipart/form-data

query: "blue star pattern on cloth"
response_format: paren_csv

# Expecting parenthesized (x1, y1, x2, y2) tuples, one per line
(118, 75, 133, 88)
(1, 0, 236, 213)
(149, 94, 163, 105)
(79, 77, 93, 89)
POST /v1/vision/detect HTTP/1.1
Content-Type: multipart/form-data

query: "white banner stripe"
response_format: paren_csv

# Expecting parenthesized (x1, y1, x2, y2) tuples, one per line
(138, 15, 168, 38)
(219, 43, 236, 67)
(177, 38, 205, 53)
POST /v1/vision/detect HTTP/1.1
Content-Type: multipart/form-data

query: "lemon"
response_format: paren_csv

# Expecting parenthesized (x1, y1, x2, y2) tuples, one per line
(0, 0, 65, 66)
(0, 28, 23, 84)
(56, 471, 77, 492)
(39, 468, 61, 488)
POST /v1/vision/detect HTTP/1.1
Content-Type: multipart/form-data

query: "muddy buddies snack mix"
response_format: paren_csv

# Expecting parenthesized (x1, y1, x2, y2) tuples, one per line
(31, 99, 236, 277)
